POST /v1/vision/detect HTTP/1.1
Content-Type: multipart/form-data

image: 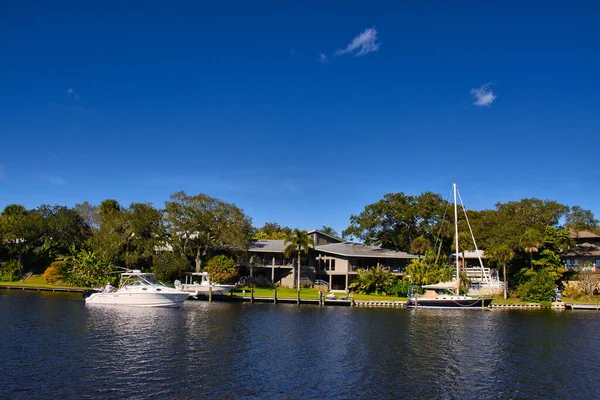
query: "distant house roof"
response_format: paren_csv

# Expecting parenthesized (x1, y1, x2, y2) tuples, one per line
(249, 239, 287, 253)
(307, 229, 343, 243)
(570, 230, 600, 239)
(315, 242, 416, 259)
(564, 242, 600, 257)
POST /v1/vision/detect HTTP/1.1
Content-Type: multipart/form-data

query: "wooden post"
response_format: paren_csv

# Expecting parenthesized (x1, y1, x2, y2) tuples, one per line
(274, 287, 277, 304)
(297, 288, 301, 305)
(209, 286, 212, 303)
(251, 287, 254, 303)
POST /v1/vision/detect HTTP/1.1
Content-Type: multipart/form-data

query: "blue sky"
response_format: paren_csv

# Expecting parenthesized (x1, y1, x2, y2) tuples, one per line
(1, 0, 599, 235)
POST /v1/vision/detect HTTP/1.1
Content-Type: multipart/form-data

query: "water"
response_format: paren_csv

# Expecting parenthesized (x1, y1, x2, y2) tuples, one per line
(1, 291, 599, 399)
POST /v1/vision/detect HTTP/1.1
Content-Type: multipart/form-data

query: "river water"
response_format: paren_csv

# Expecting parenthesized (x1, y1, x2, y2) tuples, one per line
(1, 291, 599, 399)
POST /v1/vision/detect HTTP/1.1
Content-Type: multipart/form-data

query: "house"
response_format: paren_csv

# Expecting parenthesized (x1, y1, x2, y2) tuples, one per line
(563, 230, 600, 272)
(248, 229, 416, 292)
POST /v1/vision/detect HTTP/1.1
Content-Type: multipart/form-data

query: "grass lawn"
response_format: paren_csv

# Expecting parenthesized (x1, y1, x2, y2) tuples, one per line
(0, 275, 88, 290)
(231, 287, 406, 301)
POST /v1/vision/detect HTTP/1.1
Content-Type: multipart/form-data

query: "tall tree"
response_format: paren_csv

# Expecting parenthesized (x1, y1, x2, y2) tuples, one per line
(37, 205, 91, 259)
(163, 191, 252, 271)
(486, 244, 514, 299)
(343, 191, 450, 252)
(252, 222, 292, 240)
(283, 229, 314, 293)
(565, 206, 599, 232)
(320, 226, 339, 238)
(0, 204, 43, 270)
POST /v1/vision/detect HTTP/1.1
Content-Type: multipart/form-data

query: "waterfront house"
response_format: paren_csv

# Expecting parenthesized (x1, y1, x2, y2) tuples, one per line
(563, 230, 600, 272)
(248, 230, 416, 291)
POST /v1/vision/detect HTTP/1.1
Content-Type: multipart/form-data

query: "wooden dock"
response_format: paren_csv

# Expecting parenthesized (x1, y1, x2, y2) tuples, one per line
(565, 303, 600, 310)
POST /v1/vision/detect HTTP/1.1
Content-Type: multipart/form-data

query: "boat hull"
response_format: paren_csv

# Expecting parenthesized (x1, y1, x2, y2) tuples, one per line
(182, 284, 234, 296)
(406, 298, 493, 309)
(85, 291, 190, 308)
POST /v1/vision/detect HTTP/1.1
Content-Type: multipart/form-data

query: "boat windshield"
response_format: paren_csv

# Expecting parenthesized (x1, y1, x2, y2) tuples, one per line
(121, 273, 160, 287)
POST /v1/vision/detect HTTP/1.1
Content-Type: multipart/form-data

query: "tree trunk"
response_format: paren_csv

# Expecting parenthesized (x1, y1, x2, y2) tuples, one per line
(503, 262, 508, 300)
(195, 247, 202, 273)
(297, 248, 301, 293)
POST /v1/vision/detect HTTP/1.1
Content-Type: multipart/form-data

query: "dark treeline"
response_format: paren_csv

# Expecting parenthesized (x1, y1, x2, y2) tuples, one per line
(1, 190, 598, 300)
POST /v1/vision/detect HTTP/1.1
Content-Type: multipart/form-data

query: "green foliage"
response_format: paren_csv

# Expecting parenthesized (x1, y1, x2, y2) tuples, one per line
(350, 265, 397, 295)
(61, 249, 117, 287)
(205, 255, 239, 284)
(152, 252, 191, 283)
(0, 260, 22, 281)
(320, 226, 339, 238)
(164, 191, 252, 271)
(387, 279, 411, 297)
(516, 270, 556, 303)
(565, 206, 599, 232)
(410, 236, 431, 255)
(252, 222, 292, 239)
(404, 250, 453, 286)
(343, 191, 450, 252)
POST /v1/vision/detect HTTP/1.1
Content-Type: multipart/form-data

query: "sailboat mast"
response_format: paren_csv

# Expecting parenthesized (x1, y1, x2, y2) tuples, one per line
(453, 183, 460, 296)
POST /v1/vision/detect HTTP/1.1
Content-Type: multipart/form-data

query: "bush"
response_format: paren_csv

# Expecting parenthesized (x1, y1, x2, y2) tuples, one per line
(0, 260, 22, 281)
(388, 279, 411, 297)
(42, 261, 65, 284)
(516, 270, 556, 303)
(349, 266, 397, 295)
(205, 255, 239, 284)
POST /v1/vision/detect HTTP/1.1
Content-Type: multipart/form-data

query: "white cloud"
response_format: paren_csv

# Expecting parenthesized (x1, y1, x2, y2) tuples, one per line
(66, 88, 80, 100)
(470, 83, 496, 107)
(319, 53, 327, 63)
(334, 27, 380, 56)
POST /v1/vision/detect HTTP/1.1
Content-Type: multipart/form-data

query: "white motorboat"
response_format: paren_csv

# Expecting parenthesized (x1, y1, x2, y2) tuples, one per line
(175, 272, 235, 297)
(85, 270, 190, 308)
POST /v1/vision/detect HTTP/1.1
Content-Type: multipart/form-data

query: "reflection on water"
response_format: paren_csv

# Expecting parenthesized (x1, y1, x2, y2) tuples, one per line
(1, 291, 599, 399)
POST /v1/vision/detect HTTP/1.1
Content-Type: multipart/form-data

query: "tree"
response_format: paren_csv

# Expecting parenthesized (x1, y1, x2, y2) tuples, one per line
(521, 228, 543, 269)
(152, 251, 191, 283)
(37, 205, 91, 259)
(565, 206, 599, 232)
(205, 255, 239, 284)
(350, 265, 397, 295)
(410, 236, 431, 256)
(404, 250, 453, 286)
(486, 244, 514, 299)
(343, 191, 450, 252)
(0, 204, 43, 272)
(283, 229, 314, 292)
(164, 191, 252, 271)
(252, 222, 292, 240)
(320, 226, 339, 238)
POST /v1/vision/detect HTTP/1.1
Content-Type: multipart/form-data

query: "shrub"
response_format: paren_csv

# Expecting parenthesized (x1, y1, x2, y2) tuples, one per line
(0, 260, 22, 281)
(152, 252, 191, 283)
(516, 270, 556, 303)
(388, 279, 411, 297)
(350, 266, 397, 295)
(42, 261, 65, 284)
(205, 255, 239, 284)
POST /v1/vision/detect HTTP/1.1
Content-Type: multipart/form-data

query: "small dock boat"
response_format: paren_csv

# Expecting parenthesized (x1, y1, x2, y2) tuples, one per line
(85, 270, 190, 308)
(176, 272, 235, 297)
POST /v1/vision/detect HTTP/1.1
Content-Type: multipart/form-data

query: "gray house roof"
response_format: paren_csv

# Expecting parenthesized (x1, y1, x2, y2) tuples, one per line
(249, 239, 287, 253)
(249, 239, 416, 259)
(315, 242, 416, 259)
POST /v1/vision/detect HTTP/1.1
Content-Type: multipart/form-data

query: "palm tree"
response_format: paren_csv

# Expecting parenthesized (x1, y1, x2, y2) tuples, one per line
(320, 226, 338, 238)
(487, 244, 515, 300)
(521, 228, 543, 269)
(284, 229, 315, 294)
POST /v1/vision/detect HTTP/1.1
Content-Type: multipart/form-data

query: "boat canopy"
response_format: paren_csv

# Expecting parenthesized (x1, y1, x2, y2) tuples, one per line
(422, 280, 460, 290)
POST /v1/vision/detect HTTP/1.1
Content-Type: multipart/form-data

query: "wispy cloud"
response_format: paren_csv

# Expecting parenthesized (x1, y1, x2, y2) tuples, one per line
(42, 175, 67, 186)
(66, 88, 80, 100)
(470, 83, 496, 107)
(44, 148, 61, 160)
(334, 27, 380, 57)
(319, 53, 328, 63)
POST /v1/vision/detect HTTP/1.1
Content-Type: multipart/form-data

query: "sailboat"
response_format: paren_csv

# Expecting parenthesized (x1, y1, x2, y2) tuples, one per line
(406, 183, 493, 309)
